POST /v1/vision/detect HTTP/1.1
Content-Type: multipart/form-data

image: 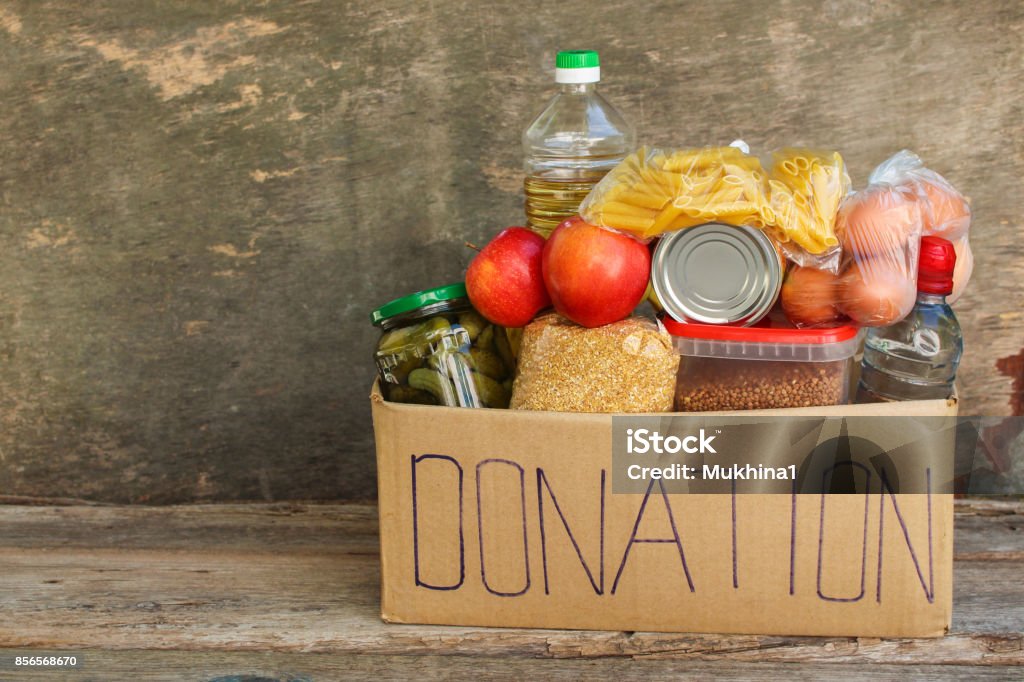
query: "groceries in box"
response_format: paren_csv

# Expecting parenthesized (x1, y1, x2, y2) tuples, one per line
(372, 141, 968, 413)
(370, 49, 969, 414)
(368, 48, 965, 638)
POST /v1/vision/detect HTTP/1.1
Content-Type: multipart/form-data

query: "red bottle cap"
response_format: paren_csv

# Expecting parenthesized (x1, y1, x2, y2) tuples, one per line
(917, 236, 956, 295)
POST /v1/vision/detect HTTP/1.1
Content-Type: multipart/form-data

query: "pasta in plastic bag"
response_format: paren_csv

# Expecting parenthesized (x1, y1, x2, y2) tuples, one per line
(768, 148, 850, 270)
(578, 145, 850, 271)
(578, 145, 773, 240)
(510, 314, 679, 413)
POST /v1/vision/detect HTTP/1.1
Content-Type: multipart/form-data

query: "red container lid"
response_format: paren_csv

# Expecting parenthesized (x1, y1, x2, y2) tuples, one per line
(662, 315, 859, 345)
(918, 236, 956, 295)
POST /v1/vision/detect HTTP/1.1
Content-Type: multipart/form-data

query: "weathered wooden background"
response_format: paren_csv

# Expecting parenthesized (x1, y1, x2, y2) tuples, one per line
(0, 1, 1020, 503)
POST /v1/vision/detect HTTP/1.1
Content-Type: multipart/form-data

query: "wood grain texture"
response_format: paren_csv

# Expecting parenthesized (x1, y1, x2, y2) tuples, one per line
(5, 652, 1021, 682)
(0, 1, 1021, 502)
(0, 501, 1019, 679)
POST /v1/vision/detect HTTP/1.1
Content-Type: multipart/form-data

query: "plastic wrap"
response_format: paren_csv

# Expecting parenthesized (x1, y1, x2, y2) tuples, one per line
(510, 314, 679, 413)
(767, 148, 850, 271)
(578, 145, 849, 271)
(578, 145, 773, 240)
(782, 151, 973, 328)
(811, 183, 922, 328)
(836, 198, 920, 325)
(782, 183, 921, 329)
(868, 150, 972, 302)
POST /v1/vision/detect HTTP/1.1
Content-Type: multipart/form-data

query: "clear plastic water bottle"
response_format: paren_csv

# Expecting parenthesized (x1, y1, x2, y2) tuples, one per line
(857, 236, 963, 402)
(523, 50, 635, 237)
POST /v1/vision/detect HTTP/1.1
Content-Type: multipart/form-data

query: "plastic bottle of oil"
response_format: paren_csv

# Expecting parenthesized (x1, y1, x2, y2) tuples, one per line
(523, 50, 635, 237)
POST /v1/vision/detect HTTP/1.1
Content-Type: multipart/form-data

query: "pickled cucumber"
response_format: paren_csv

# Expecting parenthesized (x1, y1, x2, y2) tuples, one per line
(494, 327, 516, 375)
(428, 348, 472, 372)
(386, 385, 438, 405)
(388, 355, 421, 384)
(469, 347, 506, 380)
(378, 316, 451, 354)
(414, 316, 453, 349)
(427, 352, 444, 371)
(377, 326, 412, 354)
(473, 372, 511, 408)
(477, 324, 495, 352)
(457, 311, 487, 341)
(505, 326, 523, 359)
(408, 368, 456, 405)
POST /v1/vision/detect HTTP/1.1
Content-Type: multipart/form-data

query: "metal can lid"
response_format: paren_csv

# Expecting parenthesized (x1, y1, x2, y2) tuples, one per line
(651, 223, 783, 326)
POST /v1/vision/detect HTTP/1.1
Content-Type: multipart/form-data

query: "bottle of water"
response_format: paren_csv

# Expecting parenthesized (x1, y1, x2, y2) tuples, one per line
(857, 236, 963, 402)
(523, 50, 635, 237)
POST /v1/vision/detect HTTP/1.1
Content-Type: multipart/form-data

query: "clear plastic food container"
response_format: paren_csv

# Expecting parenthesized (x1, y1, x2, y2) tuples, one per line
(663, 316, 862, 411)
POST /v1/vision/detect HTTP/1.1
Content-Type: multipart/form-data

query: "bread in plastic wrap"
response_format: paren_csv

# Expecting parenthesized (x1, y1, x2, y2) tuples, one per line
(510, 314, 679, 413)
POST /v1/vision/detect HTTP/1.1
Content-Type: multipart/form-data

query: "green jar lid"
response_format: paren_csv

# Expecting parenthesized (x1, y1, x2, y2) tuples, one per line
(556, 50, 600, 69)
(370, 282, 467, 326)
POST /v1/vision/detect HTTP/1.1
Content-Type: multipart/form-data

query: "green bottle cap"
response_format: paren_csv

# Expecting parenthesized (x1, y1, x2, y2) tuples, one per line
(556, 50, 600, 69)
(370, 282, 468, 326)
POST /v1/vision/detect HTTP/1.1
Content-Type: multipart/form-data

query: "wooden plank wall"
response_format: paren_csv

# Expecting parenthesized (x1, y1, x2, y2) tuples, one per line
(0, 1, 1020, 502)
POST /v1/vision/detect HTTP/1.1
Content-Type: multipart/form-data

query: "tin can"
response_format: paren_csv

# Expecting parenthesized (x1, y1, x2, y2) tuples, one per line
(651, 223, 783, 326)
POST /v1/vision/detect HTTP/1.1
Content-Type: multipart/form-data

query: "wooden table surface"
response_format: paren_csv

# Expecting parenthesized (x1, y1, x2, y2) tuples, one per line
(0, 500, 1020, 680)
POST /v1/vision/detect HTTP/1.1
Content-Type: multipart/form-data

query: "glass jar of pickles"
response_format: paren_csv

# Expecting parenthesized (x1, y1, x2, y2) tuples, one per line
(370, 283, 515, 408)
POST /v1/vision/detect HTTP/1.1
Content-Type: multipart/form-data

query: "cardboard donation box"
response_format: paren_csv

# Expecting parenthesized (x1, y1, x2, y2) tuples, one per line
(370, 382, 958, 637)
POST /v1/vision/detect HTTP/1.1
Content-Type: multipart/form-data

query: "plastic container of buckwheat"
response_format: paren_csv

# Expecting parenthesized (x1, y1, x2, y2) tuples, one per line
(663, 315, 862, 411)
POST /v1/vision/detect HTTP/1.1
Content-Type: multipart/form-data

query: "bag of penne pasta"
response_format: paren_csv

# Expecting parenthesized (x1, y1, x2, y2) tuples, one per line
(578, 144, 851, 271)
(578, 144, 771, 239)
(767, 148, 851, 271)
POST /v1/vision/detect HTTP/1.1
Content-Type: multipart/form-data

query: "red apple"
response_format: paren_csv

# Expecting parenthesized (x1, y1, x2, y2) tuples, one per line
(466, 227, 550, 327)
(542, 216, 651, 328)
